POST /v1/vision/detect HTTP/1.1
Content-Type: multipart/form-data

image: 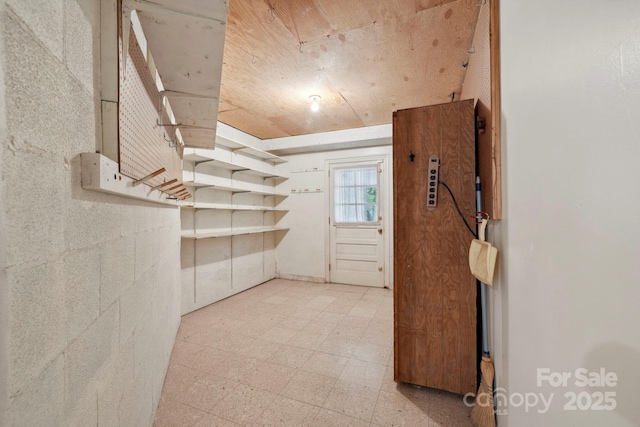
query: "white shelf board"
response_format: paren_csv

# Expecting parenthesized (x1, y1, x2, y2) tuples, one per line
(132, 2, 228, 149)
(233, 170, 288, 182)
(196, 158, 249, 172)
(180, 203, 287, 211)
(183, 149, 217, 162)
(207, 159, 287, 180)
(181, 227, 289, 239)
(81, 153, 179, 206)
(214, 139, 287, 164)
(184, 148, 288, 179)
(182, 172, 288, 196)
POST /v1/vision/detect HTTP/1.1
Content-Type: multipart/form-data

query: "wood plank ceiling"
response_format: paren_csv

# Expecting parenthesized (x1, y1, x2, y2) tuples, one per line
(218, 0, 481, 139)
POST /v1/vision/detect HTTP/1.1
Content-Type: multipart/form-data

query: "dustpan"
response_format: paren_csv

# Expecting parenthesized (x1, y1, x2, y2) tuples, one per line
(469, 219, 498, 285)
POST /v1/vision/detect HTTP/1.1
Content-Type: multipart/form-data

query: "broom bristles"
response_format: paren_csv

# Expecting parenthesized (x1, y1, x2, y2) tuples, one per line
(471, 356, 495, 427)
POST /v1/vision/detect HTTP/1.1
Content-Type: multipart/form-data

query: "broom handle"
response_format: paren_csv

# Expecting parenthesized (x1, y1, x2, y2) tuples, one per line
(480, 283, 489, 355)
(476, 176, 490, 356)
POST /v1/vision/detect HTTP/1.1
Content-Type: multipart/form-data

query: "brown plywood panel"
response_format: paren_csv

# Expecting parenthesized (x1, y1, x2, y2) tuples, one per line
(308, 0, 459, 37)
(298, 4, 480, 126)
(219, 31, 365, 136)
(218, 108, 291, 139)
(393, 100, 476, 395)
(218, 0, 481, 138)
(218, 98, 239, 113)
(266, 0, 332, 43)
(227, 0, 302, 54)
(267, 0, 457, 43)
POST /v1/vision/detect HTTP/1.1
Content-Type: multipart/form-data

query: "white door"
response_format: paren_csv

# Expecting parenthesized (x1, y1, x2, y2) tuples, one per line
(329, 162, 384, 287)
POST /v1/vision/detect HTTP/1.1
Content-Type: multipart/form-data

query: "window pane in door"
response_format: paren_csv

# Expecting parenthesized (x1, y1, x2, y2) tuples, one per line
(333, 166, 378, 223)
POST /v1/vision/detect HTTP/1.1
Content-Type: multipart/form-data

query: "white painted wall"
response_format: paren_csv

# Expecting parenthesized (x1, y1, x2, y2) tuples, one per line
(263, 124, 392, 155)
(180, 126, 394, 313)
(0, 1, 181, 425)
(497, 2, 640, 426)
(180, 214, 277, 315)
(275, 145, 393, 286)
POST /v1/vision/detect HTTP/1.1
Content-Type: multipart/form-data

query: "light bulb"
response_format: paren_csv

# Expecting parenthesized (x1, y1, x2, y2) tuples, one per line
(309, 95, 321, 112)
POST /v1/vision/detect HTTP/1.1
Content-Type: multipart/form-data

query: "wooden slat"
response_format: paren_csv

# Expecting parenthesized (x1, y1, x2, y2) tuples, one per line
(393, 100, 476, 395)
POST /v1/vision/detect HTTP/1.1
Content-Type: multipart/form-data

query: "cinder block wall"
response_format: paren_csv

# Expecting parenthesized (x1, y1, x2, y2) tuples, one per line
(0, 1, 181, 425)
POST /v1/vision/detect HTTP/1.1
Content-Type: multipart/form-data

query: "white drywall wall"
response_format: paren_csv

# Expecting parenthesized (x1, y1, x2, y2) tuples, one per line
(498, 1, 640, 426)
(275, 145, 393, 286)
(0, 1, 181, 425)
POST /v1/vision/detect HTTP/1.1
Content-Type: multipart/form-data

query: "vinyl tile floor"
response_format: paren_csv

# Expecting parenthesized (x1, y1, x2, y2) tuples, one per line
(154, 279, 473, 427)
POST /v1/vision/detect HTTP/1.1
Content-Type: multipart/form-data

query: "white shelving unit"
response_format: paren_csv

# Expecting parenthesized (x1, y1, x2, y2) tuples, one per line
(184, 147, 288, 177)
(214, 139, 288, 164)
(182, 171, 288, 195)
(180, 140, 289, 315)
(181, 227, 288, 239)
(180, 203, 287, 212)
(180, 145, 289, 239)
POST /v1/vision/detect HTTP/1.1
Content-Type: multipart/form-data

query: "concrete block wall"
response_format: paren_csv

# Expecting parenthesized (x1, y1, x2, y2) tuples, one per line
(0, 0, 181, 425)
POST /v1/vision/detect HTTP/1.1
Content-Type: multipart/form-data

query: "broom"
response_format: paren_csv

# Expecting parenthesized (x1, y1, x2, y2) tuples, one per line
(471, 284, 495, 426)
(471, 177, 495, 427)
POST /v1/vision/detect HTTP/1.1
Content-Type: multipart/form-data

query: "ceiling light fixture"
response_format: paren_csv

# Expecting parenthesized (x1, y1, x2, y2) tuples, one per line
(309, 95, 321, 112)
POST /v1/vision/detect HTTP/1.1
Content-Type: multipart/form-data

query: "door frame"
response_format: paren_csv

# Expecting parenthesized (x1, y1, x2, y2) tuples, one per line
(324, 154, 392, 288)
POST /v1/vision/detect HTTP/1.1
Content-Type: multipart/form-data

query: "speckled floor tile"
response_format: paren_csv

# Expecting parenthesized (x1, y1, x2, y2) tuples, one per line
(155, 280, 472, 427)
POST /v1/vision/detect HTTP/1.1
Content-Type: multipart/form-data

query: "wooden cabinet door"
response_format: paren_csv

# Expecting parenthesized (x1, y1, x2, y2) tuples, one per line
(393, 100, 477, 395)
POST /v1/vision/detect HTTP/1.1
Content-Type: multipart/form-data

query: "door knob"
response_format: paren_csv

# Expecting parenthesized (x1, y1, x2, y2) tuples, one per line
(378, 228, 383, 234)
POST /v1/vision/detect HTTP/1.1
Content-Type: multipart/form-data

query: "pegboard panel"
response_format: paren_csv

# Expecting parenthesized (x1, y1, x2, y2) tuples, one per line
(118, 26, 184, 193)
(459, 0, 501, 219)
(460, 0, 491, 108)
